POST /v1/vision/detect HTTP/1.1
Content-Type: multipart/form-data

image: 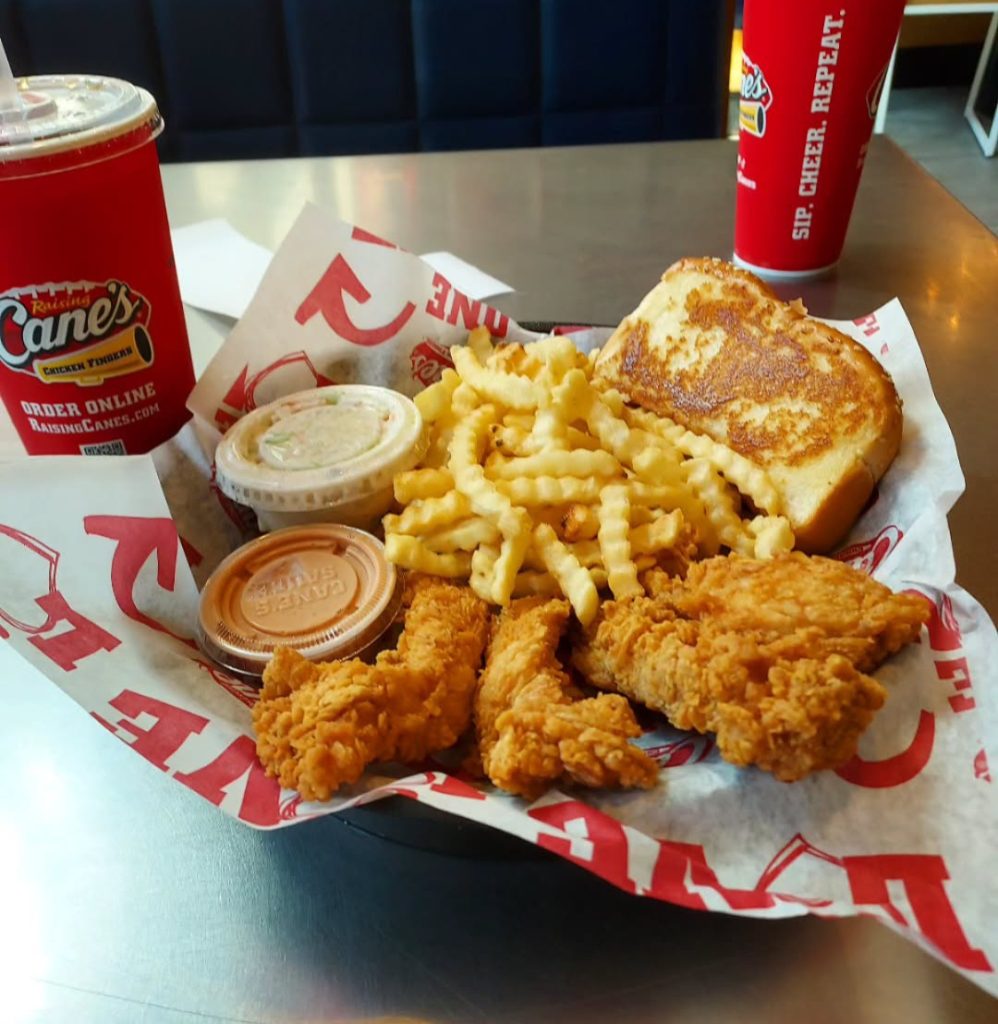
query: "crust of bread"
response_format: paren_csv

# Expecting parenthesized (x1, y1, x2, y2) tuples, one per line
(792, 449, 885, 554)
(595, 257, 904, 553)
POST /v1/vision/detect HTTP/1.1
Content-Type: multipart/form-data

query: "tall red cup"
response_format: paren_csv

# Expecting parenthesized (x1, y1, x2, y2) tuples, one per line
(0, 75, 194, 454)
(734, 0, 906, 277)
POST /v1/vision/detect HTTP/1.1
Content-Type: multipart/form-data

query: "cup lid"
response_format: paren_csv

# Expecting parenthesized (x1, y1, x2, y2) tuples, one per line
(214, 385, 427, 515)
(0, 75, 159, 159)
(197, 524, 403, 678)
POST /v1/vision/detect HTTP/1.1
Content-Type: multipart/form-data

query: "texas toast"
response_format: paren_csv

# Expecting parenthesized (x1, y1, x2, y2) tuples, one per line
(594, 257, 902, 553)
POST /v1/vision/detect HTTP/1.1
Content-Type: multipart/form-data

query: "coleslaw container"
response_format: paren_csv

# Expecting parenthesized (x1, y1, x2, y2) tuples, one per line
(213, 385, 427, 532)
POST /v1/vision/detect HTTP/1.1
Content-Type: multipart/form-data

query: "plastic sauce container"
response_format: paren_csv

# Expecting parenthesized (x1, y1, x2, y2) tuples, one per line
(213, 385, 427, 532)
(196, 524, 403, 679)
(0, 75, 194, 454)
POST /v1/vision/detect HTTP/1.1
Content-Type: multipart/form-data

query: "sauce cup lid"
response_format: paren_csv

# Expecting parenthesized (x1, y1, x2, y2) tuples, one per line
(197, 524, 402, 678)
(213, 385, 427, 514)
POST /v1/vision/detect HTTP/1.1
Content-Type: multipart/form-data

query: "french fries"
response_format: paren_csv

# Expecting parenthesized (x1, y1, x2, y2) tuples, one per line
(383, 326, 794, 610)
(597, 483, 643, 600)
(393, 467, 454, 503)
(383, 534, 472, 577)
(532, 523, 599, 625)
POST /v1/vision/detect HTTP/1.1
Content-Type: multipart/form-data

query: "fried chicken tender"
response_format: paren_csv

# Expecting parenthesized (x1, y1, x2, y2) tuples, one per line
(667, 554, 930, 670)
(572, 553, 930, 782)
(252, 576, 490, 801)
(476, 596, 659, 800)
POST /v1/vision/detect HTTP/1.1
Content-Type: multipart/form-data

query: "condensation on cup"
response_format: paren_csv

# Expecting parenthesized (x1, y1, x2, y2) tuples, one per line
(0, 74, 195, 455)
(734, 0, 906, 279)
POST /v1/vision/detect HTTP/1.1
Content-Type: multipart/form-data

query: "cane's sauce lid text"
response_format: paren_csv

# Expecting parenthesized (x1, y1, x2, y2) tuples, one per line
(197, 524, 402, 678)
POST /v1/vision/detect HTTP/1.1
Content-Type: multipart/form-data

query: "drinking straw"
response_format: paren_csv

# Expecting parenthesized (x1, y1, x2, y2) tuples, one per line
(0, 34, 22, 115)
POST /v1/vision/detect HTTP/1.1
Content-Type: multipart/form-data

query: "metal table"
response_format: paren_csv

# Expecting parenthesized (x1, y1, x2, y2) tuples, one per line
(2, 137, 996, 1023)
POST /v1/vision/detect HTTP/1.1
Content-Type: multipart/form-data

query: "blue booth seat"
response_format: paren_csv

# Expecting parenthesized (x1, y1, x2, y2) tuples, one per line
(152, 0, 295, 160)
(0, 0, 734, 160)
(286, 0, 418, 156)
(542, 0, 665, 145)
(412, 0, 541, 151)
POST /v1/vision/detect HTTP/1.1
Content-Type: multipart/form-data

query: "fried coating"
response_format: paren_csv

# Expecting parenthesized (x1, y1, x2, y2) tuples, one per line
(666, 553, 929, 671)
(252, 576, 490, 801)
(642, 520, 699, 584)
(572, 553, 929, 782)
(475, 596, 659, 800)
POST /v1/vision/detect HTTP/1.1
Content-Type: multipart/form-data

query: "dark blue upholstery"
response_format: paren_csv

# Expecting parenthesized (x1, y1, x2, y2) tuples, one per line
(541, 0, 665, 108)
(18, 0, 163, 93)
(151, 0, 294, 159)
(285, 0, 417, 155)
(540, 0, 666, 144)
(662, 0, 732, 141)
(0, 0, 732, 160)
(412, 0, 540, 151)
(0, 2, 28, 78)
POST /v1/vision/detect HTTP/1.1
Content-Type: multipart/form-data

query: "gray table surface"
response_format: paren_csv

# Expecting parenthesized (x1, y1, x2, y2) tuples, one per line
(2, 137, 996, 1023)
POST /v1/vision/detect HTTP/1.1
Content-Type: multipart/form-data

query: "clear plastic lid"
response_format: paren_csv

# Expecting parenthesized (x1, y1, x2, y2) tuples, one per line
(214, 385, 427, 515)
(0, 75, 160, 160)
(197, 524, 403, 679)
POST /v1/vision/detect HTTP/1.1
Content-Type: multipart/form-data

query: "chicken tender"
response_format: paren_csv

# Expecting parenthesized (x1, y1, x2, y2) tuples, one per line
(253, 576, 490, 801)
(572, 553, 929, 782)
(665, 553, 929, 670)
(476, 596, 659, 800)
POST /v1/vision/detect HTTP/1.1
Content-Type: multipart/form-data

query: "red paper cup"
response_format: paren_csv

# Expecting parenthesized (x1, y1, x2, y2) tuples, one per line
(0, 75, 194, 455)
(734, 0, 906, 278)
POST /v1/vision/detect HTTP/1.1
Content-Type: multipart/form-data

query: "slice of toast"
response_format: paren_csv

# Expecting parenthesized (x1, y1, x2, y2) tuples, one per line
(594, 257, 902, 553)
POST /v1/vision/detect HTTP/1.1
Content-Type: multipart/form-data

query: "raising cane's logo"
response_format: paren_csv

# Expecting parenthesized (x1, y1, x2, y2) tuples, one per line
(740, 53, 773, 138)
(410, 338, 454, 386)
(834, 524, 903, 576)
(0, 280, 154, 387)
